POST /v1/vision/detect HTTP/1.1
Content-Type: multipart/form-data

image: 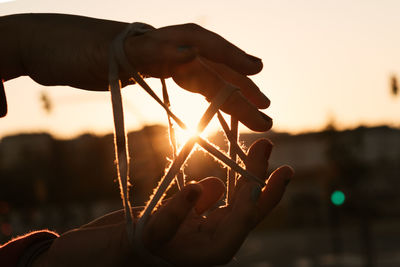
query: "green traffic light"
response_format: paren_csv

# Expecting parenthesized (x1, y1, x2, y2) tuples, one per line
(331, 190, 345, 206)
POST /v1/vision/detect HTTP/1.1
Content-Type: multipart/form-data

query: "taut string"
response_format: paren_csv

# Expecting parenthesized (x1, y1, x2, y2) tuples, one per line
(108, 23, 265, 264)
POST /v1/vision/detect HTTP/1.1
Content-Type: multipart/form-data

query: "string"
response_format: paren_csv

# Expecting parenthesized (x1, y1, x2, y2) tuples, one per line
(109, 43, 134, 241)
(135, 84, 238, 243)
(216, 111, 247, 162)
(108, 23, 266, 264)
(228, 117, 239, 204)
(161, 79, 185, 190)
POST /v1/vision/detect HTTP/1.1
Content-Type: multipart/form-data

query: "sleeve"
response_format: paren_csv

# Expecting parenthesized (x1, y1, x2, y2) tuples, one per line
(0, 230, 59, 267)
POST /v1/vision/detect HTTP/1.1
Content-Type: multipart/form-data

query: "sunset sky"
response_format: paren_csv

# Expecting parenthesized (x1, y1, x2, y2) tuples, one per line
(1, 0, 399, 139)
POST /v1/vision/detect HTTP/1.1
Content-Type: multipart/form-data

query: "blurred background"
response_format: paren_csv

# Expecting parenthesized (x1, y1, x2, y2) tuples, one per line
(1, 0, 399, 266)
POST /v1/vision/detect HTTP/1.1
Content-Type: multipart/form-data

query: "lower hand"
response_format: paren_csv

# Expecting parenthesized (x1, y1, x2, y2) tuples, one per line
(33, 138, 293, 266)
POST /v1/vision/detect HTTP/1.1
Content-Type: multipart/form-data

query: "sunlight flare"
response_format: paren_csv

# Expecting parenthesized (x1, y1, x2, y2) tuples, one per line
(175, 126, 200, 147)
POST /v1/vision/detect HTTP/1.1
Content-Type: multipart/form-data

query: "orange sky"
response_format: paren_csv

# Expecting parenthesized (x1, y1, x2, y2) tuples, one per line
(1, 0, 399, 139)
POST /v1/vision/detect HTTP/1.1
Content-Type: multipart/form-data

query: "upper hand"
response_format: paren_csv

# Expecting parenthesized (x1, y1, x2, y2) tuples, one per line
(18, 14, 271, 131)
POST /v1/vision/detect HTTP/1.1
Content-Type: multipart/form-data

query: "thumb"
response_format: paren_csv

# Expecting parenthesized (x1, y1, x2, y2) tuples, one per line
(143, 182, 202, 250)
(195, 177, 225, 215)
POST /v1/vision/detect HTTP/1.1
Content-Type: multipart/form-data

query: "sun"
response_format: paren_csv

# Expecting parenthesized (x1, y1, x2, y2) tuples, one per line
(163, 82, 218, 147)
(175, 126, 199, 147)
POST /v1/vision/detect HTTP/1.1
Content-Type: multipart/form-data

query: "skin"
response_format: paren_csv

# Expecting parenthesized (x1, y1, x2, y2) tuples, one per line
(0, 13, 271, 131)
(0, 13, 294, 266)
(33, 139, 294, 267)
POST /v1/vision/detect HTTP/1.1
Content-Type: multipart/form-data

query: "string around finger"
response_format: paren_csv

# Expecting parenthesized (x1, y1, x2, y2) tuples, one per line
(108, 22, 266, 263)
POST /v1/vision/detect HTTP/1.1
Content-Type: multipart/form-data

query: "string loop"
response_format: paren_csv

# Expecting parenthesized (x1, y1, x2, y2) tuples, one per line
(108, 22, 265, 263)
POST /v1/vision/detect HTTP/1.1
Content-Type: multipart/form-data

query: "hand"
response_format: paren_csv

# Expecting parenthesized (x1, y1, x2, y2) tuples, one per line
(123, 24, 271, 131)
(33, 139, 293, 267)
(4, 14, 271, 131)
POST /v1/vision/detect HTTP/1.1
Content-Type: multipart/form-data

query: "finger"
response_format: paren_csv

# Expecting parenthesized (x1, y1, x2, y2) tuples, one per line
(195, 177, 226, 215)
(201, 57, 270, 109)
(172, 58, 272, 131)
(233, 138, 273, 196)
(212, 165, 294, 257)
(211, 139, 273, 257)
(143, 182, 202, 250)
(212, 182, 260, 261)
(155, 23, 263, 75)
(258, 165, 294, 219)
(244, 138, 273, 179)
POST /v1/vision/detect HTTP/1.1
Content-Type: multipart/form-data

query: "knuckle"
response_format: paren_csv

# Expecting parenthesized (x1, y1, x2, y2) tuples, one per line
(182, 23, 203, 32)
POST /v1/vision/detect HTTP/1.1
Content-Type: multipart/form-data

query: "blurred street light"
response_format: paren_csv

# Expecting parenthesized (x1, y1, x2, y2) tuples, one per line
(331, 190, 345, 206)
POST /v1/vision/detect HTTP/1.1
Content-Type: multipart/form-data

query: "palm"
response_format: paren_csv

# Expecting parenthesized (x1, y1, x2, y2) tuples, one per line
(160, 206, 239, 266)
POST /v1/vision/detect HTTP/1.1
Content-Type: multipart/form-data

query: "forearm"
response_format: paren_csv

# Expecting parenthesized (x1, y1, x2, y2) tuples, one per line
(0, 13, 128, 88)
(0, 14, 26, 80)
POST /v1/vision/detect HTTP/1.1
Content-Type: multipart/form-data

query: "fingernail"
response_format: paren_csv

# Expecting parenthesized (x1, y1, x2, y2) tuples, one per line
(251, 185, 262, 202)
(177, 45, 191, 52)
(282, 165, 295, 186)
(262, 95, 271, 109)
(259, 112, 273, 129)
(265, 141, 273, 157)
(246, 54, 262, 63)
(186, 188, 201, 203)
